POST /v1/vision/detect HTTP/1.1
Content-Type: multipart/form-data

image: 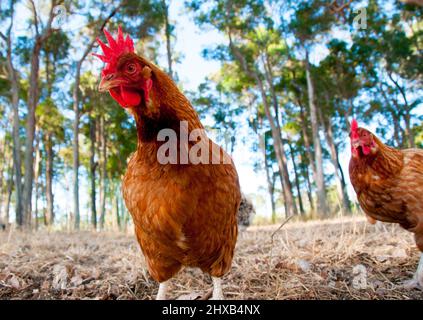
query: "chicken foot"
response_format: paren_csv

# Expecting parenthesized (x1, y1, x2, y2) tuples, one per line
(210, 277, 224, 300)
(156, 276, 225, 300)
(156, 280, 170, 300)
(401, 254, 423, 290)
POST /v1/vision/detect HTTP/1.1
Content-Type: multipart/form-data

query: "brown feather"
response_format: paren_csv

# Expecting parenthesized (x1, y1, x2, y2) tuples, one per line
(349, 128, 423, 252)
(121, 54, 241, 282)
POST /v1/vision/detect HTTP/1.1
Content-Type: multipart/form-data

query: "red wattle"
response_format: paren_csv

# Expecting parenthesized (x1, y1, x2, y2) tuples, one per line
(109, 88, 126, 107)
(120, 86, 141, 107)
(362, 145, 371, 155)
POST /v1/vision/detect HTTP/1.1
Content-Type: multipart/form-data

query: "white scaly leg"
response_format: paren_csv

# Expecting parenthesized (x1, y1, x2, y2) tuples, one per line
(416, 254, 423, 288)
(156, 280, 170, 300)
(401, 253, 423, 289)
(211, 277, 224, 300)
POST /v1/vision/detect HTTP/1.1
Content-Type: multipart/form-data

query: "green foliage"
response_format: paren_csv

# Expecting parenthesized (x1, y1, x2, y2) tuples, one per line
(79, 71, 137, 180)
(289, 0, 335, 45)
(192, 75, 245, 152)
(36, 98, 65, 142)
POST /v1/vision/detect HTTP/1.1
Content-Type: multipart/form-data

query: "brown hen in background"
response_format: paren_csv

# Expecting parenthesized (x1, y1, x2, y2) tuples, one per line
(349, 119, 423, 289)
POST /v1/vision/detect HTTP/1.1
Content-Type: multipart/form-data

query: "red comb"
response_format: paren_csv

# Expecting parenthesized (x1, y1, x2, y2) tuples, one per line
(93, 26, 134, 65)
(351, 119, 359, 139)
(351, 119, 358, 131)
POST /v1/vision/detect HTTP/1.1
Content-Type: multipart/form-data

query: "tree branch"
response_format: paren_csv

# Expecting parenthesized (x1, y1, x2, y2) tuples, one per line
(328, 0, 353, 13)
(5, 0, 15, 41)
(399, 0, 423, 6)
(387, 72, 409, 108)
(29, 0, 39, 36)
(78, 3, 123, 66)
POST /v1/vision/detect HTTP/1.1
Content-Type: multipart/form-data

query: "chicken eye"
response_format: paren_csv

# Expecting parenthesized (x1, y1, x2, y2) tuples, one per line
(126, 63, 137, 74)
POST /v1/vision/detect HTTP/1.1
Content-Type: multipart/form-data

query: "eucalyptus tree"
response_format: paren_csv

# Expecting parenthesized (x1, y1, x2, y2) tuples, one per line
(188, 0, 299, 216)
(315, 39, 358, 212)
(70, 0, 123, 230)
(0, 0, 23, 225)
(161, 0, 175, 79)
(0, 103, 14, 222)
(377, 3, 422, 147)
(36, 99, 65, 225)
(20, 0, 66, 227)
(288, 0, 335, 216)
(33, 30, 70, 226)
(350, 0, 421, 147)
(193, 73, 245, 155)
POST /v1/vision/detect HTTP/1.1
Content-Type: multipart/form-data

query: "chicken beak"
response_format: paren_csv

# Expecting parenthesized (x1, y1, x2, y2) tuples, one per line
(98, 74, 125, 92)
(99, 78, 114, 92)
(351, 140, 360, 149)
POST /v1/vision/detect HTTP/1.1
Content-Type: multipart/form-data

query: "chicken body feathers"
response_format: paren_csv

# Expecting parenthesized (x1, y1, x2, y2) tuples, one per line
(123, 145, 240, 282)
(350, 141, 423, 251)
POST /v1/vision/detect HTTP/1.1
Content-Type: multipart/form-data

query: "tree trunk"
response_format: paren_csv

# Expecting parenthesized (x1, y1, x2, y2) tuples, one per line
(298, 101, 317, 181)
(72, 53, 93, 232)
(73, 65, 81, 230)
(287, 140, 305, 215)
(162, 0, 173, 79)
(33, 129, 41, 229)
(89, 115, 97, 230)
(3, 6, 23, 226)
(260, 86, 297, 216)
(387, 72, 415, 148)
(303, 159, 314, 212)
(318, 108, 350, 213)
(22, 37, 45, 227)
(115, 185, 121, 230)
(227, 30, 297, 216)
(45, 133, 54, 225)
(270, 177, 277, 222)
(260, 132, 276, 222)
(378, 84, 403, 147)
(21, 0, 57, 228)
(0, 136, 8, 216)
(5, 162, 13, 223)
(403, 111, 415, 148)
(336, 149, 348, 206)
(0, 142, 12, 222)
(305, 50, 327, 216)
(120, 196, 128, 232)
(34, 182, 39, 229)
(261, 53, 298, 216)
(391, 113, 403, 147)
(70, 7, 120, 230)
(262, 53, 281, 131)
(99, 116, 107, 230)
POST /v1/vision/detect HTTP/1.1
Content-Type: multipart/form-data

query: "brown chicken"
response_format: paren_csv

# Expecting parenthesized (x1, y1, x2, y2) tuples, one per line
(94, 27, 241, 299)
(349, 119, 423, 288)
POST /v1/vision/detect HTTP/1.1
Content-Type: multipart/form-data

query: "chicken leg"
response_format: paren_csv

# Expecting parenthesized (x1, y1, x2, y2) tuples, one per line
(211, 277, 224, 300)
(415, 254, 423, 287)
(156, 280, 170, 300)
(402, 254, 423, 289)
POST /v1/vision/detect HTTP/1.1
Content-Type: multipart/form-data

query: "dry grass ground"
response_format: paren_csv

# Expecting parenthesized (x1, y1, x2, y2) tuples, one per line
(0, 217, 422, 300)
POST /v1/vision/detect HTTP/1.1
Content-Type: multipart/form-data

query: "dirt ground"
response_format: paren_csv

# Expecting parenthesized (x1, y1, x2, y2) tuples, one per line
(0, 217, 422, 300)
